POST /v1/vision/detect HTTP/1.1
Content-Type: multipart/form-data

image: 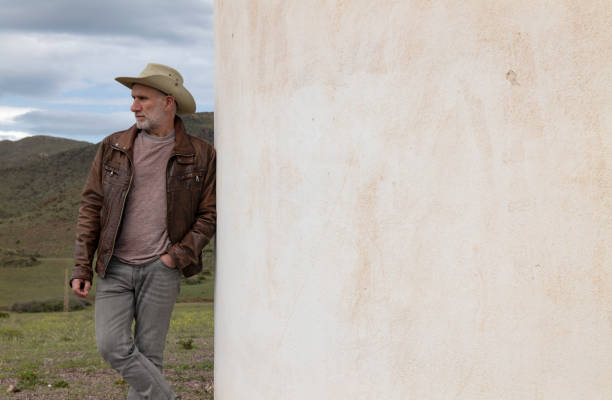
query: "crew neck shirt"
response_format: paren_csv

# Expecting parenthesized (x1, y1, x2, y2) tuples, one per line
(113, 130, 175, 265)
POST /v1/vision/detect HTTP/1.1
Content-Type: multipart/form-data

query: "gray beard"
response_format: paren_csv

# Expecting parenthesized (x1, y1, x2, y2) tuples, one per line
(135, 118, 157, 131)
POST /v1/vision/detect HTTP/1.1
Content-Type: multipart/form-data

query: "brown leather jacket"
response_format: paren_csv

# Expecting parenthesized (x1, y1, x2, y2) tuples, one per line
(71, 116, 216, 282)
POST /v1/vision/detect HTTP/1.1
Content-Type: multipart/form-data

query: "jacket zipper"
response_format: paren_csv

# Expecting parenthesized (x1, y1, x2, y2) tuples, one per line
(165, 151, 194, 243)
(102, 145, 134, 276)
(165, 154, 173, 243)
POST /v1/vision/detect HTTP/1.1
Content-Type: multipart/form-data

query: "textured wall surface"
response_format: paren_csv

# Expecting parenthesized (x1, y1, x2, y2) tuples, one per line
(214, 1, 612, 398)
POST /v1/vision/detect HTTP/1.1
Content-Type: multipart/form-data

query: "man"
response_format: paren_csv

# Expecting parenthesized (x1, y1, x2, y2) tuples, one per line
(70, 63, 216, 400)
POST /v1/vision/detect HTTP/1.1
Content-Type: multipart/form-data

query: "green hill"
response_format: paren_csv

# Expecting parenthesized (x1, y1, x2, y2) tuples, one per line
(182, 112, 214, 144)
(0, 135, 91, 168)
(0, 112, 214, 257)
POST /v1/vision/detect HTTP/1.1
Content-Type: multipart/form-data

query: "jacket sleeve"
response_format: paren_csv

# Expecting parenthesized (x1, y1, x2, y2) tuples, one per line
(71, 141, 105, 282)
(168, 146, 216, 270)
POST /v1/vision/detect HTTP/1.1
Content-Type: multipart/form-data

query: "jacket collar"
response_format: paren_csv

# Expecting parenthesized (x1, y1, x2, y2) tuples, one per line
(172, 116, 195, 156)
(113, 116, 194, 156)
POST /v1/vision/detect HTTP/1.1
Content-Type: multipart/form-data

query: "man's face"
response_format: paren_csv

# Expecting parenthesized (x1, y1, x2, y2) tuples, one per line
(130, 84, 167, 130)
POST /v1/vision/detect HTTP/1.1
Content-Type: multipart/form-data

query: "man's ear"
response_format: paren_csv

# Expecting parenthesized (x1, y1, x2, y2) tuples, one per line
(165, 95, 176, 111)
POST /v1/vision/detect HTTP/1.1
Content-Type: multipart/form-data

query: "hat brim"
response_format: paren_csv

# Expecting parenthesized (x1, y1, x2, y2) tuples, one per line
(115, 75, 196, 115)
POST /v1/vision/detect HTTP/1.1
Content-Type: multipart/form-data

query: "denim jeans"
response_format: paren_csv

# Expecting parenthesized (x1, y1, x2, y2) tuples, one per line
(95, 257, 181, 400)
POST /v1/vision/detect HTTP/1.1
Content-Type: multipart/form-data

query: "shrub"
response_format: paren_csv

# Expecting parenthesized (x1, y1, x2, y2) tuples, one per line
(18, 370, 40, 388)
(10, 297, 91, 313)
(0, 311, 9, 318)
(178, 338, 195, 350)
(0, 248, 40, 268)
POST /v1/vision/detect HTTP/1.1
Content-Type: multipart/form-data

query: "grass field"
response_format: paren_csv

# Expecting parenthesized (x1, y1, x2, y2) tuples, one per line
(0, 258, 215, 310)
(0, 257, 216, 398)
(0, 303, 214, 399)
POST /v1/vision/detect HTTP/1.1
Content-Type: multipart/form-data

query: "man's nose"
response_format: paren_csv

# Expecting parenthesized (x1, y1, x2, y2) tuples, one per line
(131, 100, 141, 112)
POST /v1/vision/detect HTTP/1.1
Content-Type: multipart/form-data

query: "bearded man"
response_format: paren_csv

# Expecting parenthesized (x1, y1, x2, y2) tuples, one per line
(70, 63, 216, 400)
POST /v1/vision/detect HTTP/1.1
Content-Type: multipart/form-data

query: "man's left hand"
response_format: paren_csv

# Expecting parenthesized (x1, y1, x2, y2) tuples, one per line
(160, 253, 177, 268)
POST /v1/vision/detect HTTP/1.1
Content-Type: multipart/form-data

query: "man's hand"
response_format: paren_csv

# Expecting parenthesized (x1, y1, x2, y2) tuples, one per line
(71, 279, 91, 298)
(160, 253, 177, 269)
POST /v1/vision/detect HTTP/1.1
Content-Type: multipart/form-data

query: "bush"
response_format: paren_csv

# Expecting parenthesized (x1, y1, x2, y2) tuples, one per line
(18, 370, 40, 388)
(0, 248, 40, 267)
(10, 297, 91, 313)
(178, 338, 195, 350)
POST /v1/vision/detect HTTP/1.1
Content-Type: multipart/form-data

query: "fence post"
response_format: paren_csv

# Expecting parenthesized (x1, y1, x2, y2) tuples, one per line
(64, 268, 69, 313)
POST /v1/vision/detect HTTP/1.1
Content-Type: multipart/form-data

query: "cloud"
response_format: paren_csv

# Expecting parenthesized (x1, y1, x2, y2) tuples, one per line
(0, 109, 135, 143)
(0, 0, 214, 110)
(0, 0, 213, 44)
(0, 131, 32, 141)
(0, 31, 213, 109)
(0, 106, 36, 122)
(48, 97, 130, 107)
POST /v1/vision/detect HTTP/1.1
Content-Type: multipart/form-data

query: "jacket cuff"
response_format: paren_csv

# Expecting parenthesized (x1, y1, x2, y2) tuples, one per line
(167, 244, 187, 270)
(70, 266, 93, 286)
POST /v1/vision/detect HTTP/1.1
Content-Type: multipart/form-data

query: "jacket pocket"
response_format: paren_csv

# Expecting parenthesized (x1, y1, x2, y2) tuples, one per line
(169, 170, 204, 191)
(102, 163, 122, 187)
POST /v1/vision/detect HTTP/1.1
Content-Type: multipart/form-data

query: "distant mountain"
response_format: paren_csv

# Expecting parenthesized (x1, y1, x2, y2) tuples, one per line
(0, 135, 91, 168)
(182, 112, 214, 144)
(0, 112, 214, 257)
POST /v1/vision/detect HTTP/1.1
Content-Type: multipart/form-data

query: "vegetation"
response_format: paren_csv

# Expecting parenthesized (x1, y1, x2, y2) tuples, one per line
(0, 135, 91, 168)
(0, 248, 40, 268)
(0, 303, 214, 399)
(0, 255, 215, 310)
(10, 297, 91, 313)
(182, 112, 214, 145)
(0, 258, 77, 310)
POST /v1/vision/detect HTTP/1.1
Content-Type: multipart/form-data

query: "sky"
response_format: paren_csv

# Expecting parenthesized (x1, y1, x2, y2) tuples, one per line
(0, 0, 214, 143)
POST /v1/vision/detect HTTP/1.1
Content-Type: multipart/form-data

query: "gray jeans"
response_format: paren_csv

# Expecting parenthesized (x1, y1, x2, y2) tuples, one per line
(95, 257, 181, 400)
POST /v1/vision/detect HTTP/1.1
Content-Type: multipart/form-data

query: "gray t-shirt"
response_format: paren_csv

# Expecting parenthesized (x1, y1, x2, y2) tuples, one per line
(113, 130, 175, 265)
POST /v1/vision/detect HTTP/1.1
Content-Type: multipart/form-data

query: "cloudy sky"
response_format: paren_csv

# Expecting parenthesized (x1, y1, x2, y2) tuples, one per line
(0, 0, 214, 143)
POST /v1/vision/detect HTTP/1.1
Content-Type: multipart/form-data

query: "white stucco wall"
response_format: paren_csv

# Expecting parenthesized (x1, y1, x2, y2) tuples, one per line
(214, 1, 612, 398)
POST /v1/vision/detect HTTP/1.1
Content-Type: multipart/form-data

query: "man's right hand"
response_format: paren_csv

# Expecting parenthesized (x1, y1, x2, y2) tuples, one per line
(71, 279, 91, 298)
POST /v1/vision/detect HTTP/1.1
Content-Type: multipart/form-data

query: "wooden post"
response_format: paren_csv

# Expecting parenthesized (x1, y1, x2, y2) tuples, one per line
(64, 268, 69, 313)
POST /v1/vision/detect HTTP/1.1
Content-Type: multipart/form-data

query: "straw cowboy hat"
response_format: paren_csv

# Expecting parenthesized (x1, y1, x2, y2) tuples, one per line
(115, 63, 196, 114)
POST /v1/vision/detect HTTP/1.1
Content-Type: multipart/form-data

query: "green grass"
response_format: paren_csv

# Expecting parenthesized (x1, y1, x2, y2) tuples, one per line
(0, 257, 215, 309)
(0, 303, 214, 399)
(0, 258, 73, 309)
(178, 279, 214, 300)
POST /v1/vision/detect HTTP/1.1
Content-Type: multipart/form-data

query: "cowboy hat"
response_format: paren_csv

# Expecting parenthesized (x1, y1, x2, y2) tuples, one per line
(115, 63, 196, 114)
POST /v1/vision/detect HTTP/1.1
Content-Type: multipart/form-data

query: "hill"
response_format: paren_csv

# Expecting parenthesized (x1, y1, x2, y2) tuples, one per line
(0, 112, 214, 257)
(0, 135, 91, 168)
(183, 112, 214, 144)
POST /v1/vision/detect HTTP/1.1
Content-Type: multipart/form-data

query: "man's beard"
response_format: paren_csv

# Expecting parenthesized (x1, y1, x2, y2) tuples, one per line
(135, 105, 164, 131)
(136, 118, 155, 130)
